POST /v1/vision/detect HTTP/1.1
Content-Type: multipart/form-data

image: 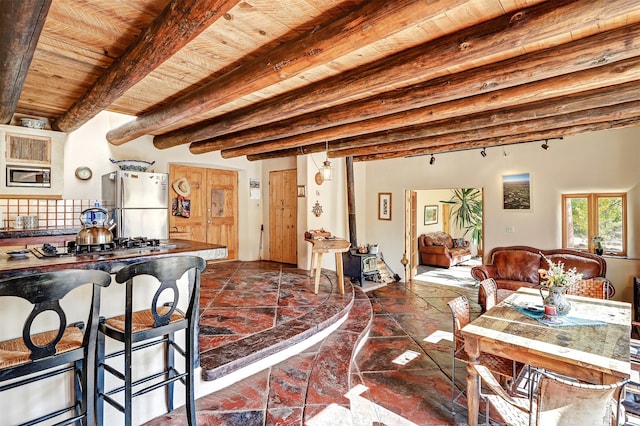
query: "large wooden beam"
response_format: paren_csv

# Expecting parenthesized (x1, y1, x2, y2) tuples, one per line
(352, 118, 640, 162)
(107, 0, 469, 145)
(243, 100, 640, 162)
(0, 0, 52, 124)
(332, 100, 640, 158)
(52, 0, 239, 133)
(216, 50, 640, 158)
(237, 80, 640, 158)
(156, 0, 638, 150)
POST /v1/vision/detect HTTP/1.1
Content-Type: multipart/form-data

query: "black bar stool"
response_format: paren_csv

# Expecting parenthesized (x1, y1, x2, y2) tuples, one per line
(0, 269, 112, 426)
(96, 255, 206, 426)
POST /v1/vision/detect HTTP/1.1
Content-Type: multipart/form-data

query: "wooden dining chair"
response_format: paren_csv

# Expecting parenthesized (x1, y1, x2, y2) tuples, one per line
(474, 363, 628, 426)
(566, 278, 609, 299)
(96, 256, 206, 426)
(447, 295, 524, 413)
(0, 269, 112, 426)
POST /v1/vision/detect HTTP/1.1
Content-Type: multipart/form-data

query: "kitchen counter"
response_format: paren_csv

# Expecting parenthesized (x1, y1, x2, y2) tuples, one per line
(0, 226, 81, 248)
(0, 227, 80, 239)
(0, 239, 227, 279)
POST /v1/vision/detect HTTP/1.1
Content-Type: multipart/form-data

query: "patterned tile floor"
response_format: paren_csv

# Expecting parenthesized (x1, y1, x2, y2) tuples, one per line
(146, 260, 482, 425)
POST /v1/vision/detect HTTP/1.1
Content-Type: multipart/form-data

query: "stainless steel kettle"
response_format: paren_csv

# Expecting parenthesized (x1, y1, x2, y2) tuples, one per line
(76, 207, 115, 245)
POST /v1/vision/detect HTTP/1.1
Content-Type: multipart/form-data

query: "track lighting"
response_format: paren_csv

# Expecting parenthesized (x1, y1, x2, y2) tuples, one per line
(480, 148, 487, 157)
(541, 140, 550, 150)
(429, 154, 435, 165)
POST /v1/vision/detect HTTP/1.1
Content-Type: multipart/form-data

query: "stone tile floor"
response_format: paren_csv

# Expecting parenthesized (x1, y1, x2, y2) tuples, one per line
(146, 260, 482, 425)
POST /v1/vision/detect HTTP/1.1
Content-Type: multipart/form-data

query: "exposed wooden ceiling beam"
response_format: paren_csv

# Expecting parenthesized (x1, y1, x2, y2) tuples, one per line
(243, 93, 640, 162)
(52, 0, 239, 133)
(0, 0, 51, 124)
(333, 100, 640, 158)
(214, 35, 640, 158)
(223, 80, 640, 159)
(107, 0, 465, 145)
(351, 117, 640, 162)
(157, 0, 637, 151)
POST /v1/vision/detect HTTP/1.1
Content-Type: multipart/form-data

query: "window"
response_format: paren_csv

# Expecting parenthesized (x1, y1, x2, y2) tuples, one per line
(562, 193, 626, 256)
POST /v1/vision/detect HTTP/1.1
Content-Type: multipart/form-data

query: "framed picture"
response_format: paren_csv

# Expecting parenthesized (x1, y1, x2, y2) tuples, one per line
(503, 173, 531, 210)
(378, 192, 392, 220)
(297, 185, 306, 197)
(424, 205, 438, 225)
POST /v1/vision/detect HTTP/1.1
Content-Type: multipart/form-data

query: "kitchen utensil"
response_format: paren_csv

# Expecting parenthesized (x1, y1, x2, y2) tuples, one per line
(24, 215, 38, 229)
(13, 216, 23, 229)
(76, 207, 115, 245)
(6, 249, 30, 258)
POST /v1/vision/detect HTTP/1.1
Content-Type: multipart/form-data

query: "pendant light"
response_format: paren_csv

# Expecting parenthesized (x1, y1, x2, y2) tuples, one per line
(320, 141, 333, 181)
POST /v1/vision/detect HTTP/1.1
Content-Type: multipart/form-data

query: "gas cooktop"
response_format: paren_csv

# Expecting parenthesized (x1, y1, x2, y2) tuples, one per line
(31, 237, 174, 258)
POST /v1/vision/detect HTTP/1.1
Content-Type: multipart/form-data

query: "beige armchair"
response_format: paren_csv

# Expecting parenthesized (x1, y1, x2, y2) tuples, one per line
(474, 364, 628, 425)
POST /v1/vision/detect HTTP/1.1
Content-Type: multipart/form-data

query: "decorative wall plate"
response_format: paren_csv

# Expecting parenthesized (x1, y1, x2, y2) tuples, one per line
(314, 172, 324, 185)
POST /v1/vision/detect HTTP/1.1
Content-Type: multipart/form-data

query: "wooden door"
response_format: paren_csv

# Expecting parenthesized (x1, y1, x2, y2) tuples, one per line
(403, 190, 418, 281)
(269, 169, 297, 264)
(442, 203, 451, 235)
(410, 190, 418, 279)
(207, 169, 238, 260)
(169, 164, 207, 242)
(169, 164, 237, 260)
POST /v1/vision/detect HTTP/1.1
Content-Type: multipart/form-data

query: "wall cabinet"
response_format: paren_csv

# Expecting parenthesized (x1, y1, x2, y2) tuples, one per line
(0, 124, 66, 197)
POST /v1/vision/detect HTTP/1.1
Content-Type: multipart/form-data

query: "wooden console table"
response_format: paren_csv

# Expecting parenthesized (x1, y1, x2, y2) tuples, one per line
(305, 238, 351, 294)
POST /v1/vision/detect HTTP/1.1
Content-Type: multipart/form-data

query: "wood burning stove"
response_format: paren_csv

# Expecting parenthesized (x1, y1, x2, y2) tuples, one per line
(342, 248, 378, 285)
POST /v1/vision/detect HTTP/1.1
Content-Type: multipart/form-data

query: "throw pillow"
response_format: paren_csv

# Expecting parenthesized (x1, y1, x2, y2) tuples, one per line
(452, 238, 465, 248)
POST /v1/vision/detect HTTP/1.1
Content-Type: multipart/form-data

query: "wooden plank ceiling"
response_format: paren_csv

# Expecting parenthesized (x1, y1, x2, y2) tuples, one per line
(2, 0, 640, 162)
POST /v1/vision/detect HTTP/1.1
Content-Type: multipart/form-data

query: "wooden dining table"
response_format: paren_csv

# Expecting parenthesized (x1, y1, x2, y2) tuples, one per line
(461, 287, 631, 426)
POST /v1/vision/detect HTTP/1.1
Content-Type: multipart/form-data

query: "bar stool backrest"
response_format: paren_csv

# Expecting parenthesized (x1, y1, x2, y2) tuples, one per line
(97, 255, 206, 426)
(114, 256, 206, 331)
(0, 269, 111, 425)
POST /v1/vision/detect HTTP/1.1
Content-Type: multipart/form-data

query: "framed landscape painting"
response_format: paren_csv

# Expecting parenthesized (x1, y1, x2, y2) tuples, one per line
(424, 205, 438, 225)
(503, 173, 531, 210)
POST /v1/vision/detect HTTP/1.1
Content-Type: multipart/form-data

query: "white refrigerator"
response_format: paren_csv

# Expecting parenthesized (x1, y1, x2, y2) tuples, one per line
(101, 171, 169, 239)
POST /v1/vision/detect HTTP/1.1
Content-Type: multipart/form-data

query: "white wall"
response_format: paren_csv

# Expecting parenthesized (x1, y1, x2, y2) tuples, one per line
(60, 113, 640, 302)
(416, 189, 442, 235)
(361, 126, 640, 302)
(63, 111, 263, 261)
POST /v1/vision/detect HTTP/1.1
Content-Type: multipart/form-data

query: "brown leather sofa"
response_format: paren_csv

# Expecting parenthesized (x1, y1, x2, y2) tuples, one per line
(471, 246, 611, 310)
(418, 231, 472, 268)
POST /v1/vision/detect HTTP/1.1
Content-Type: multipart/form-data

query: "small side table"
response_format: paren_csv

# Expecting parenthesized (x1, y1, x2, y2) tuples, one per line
(305, 238, 351, 294)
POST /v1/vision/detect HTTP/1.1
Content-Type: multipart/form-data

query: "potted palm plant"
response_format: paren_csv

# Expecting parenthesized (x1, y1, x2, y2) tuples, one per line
(441, 188, 483, 250)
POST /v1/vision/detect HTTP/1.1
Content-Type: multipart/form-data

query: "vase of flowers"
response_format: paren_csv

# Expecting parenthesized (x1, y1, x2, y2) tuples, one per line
(538, 254, 583, 316)
(593, 236, 604, 256)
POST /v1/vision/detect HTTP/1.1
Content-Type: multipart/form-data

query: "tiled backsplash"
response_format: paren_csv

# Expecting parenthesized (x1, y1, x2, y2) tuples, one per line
(0, 198, 98, 229)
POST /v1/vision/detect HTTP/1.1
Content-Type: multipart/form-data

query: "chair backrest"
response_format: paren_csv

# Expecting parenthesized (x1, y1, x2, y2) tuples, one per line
(533, 371, 627, 426)
(447, 295, 470, 352)
(0, 269, 112, 360)
(115, 256, 206, 328)
(566, 279, 608, 300)
(479, 278, 498, 311)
